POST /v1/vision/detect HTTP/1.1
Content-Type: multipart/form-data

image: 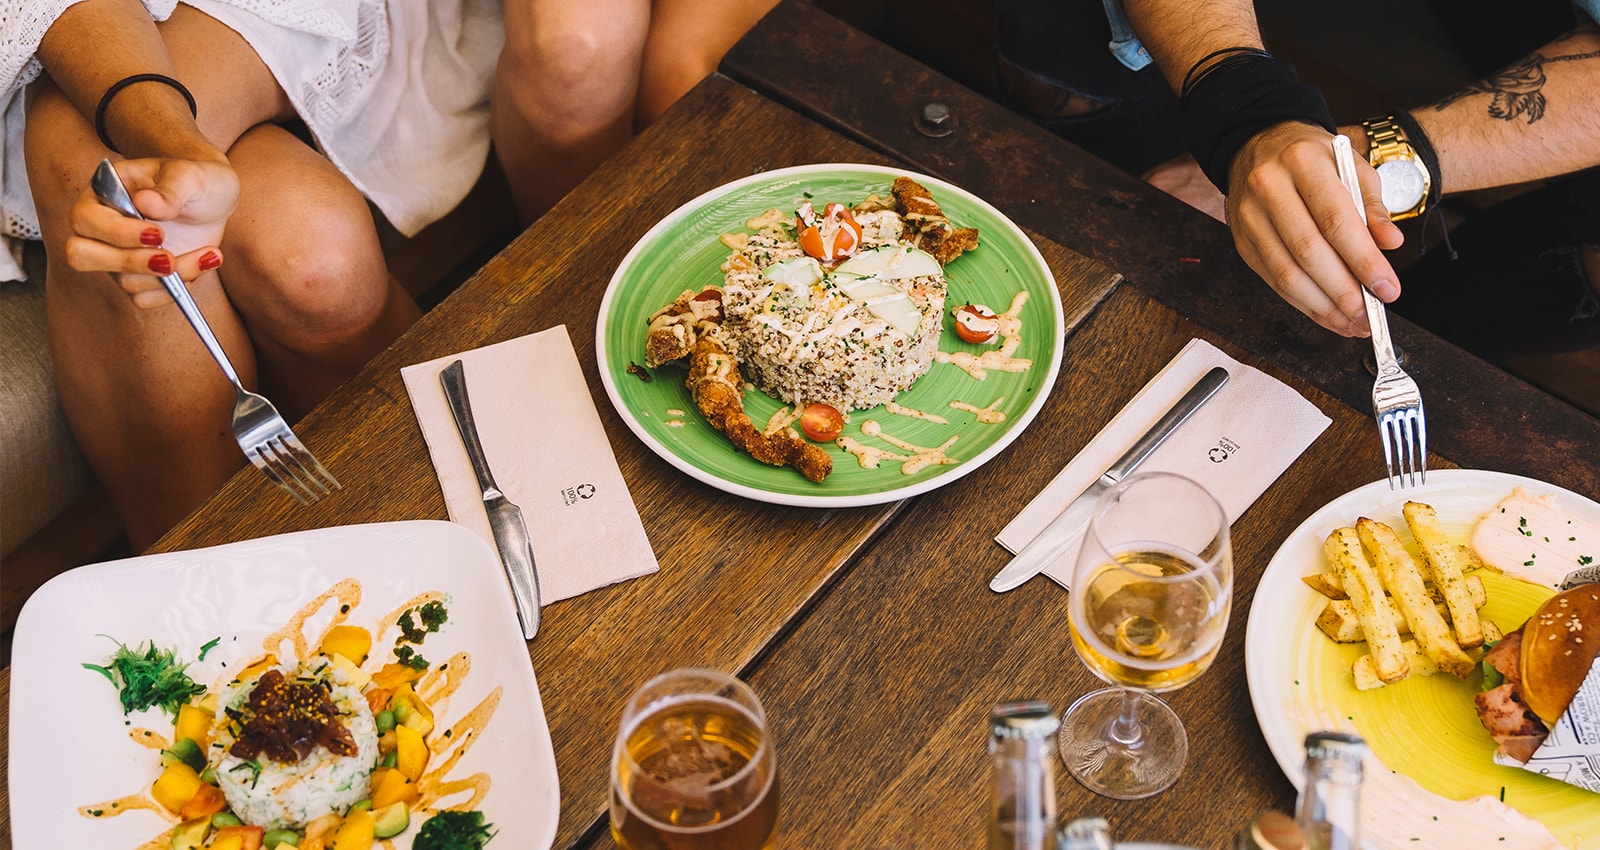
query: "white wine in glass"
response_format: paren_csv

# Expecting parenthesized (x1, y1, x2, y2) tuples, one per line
(1061, 472, 1232, 800)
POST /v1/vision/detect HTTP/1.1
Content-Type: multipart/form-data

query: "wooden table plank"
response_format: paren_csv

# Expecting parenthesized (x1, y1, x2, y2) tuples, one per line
(723, 1, 1600, 500)
(0, 76, 1122, 850)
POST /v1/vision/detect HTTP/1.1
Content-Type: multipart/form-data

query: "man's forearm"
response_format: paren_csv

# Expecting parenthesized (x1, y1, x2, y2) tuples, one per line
(1122, 0, 1264, 92)
(36, 0, 222, 161)
(1413, 26, 1600, 192)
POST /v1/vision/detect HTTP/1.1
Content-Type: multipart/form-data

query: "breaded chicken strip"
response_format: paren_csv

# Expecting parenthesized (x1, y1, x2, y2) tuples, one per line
(644, 288, 722, 367)
(686, 337, 832, 483)
(892, 176, 980, 266)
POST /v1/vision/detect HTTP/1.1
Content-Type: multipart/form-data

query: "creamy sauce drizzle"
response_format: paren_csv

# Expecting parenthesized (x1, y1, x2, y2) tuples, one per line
(951, 397, 1007, 424)
(417, 685, 502, 812)
(934, 291, 1032, 380)
(885, 401, 948, 424)
(260, 577, 362, 662)
(79, 793, 172, 822)
(765, 405, 801, 436)
(131, 728, 168, 750)
(746, 208, 787, 230)
(665, 408, 687, 417)
(665, 419, 687, 428)
(838, 420, 959, 475)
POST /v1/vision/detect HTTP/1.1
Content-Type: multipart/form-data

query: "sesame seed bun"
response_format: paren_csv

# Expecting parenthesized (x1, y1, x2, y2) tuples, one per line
(1519, 585, 1600, 726)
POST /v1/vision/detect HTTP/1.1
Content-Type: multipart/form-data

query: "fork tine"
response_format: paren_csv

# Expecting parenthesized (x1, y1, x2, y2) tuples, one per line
(255, 442, 317, 503)
(273, 437, 334, 498)
(1413, 405, 1428, 485)
(1378, 414, 1399, 489)
(280, 432, 341, 491)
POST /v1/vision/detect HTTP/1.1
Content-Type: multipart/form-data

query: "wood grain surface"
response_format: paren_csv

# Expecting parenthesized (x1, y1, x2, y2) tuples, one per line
(0, 79, 1117, 850)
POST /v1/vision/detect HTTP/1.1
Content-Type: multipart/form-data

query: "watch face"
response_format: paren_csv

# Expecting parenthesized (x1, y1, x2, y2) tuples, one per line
(1376, 159, 1426, 213)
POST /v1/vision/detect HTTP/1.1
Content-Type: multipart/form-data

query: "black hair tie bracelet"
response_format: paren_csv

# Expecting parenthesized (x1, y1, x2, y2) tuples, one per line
(94, 73, 198, 155)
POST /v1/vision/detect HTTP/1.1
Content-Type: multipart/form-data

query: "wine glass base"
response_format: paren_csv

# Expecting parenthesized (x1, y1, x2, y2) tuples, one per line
(1058, 687, 1188, 800)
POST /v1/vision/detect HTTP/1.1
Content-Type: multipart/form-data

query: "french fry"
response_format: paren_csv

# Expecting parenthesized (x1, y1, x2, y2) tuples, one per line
(1325, 527, 1408, 683)
(1482, 618, 1503, 645)
(1300, 570, 1486, 608)
(1353, 638, 1440, 690)
(1403, 501, 1485, 649)
(1315, 597, 1462, 643)
(1356, 518, 1475, 678)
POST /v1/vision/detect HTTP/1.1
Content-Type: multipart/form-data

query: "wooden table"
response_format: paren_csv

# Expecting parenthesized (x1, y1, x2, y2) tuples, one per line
(3, 3, 1597, 848)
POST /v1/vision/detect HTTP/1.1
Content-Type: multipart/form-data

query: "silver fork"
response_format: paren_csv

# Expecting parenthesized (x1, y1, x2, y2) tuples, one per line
(1333, 136, 1427, 488)
(90, 159, 341, 503)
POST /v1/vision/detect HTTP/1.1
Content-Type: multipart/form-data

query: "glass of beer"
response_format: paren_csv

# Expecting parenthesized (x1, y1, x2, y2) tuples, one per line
(1060, 471, 1233, 800)
(610, 668, 779, 850)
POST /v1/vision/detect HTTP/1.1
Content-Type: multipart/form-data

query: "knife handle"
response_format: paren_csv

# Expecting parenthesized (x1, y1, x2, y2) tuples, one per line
(441, 360, 501, 497)
(1104, 366, 1230, 480)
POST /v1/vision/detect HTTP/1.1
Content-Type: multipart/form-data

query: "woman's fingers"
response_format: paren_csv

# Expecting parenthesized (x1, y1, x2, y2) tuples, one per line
(115, 157, 241, 228)
(62, 232, 223, 307)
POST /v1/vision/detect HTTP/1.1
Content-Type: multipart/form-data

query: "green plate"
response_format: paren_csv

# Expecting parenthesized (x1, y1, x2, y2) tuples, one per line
(1246, 469, 1600, 849)
(596, 164, 1063, 506)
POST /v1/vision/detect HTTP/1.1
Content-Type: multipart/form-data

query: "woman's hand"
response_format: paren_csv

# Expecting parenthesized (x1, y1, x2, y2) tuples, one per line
(64, 157, 239, 309)
(1223, 121, 1406, 337)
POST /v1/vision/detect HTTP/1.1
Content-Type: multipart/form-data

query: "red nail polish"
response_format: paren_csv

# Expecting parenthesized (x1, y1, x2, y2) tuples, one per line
(148, 254, 172, 274)
(140, 227, 163, 246)
(198, 251, 221, 271)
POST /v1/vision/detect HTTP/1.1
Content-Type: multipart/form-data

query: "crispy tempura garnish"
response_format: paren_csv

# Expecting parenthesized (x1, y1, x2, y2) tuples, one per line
(644, 288, 722, 368)
(892, 176, 979, 265)
(686, 337, 832, 483)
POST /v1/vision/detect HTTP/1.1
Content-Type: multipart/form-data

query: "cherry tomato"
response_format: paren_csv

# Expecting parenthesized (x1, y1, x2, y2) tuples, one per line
(799, 403, 845, 442)
(795, 201, 862, 262)
(692, 288, 723, 309)
(953, 303, 1000, 344)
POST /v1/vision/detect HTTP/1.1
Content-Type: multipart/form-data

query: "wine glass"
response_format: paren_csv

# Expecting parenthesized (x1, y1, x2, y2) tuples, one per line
(1059, 471, 1233, 799)
(610, 668, 779, 850)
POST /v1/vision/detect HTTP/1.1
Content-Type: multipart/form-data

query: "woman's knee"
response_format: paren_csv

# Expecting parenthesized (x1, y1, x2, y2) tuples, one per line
(499, 2, 649, 121)
(222, 130, 390, 343)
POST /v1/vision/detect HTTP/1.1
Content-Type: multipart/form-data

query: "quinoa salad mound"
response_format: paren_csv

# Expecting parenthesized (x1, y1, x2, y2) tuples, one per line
(717, 198, 951, 412)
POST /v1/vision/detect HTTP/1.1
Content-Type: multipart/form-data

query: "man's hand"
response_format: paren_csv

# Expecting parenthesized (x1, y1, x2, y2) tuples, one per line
(1224, 121, 1406, 336)
(64, 157, 239, 309)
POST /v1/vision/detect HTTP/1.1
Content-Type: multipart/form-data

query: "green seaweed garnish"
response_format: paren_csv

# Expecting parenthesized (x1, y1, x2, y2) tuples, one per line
(413, 810, 495, 850)
(82, 637, 205, 720)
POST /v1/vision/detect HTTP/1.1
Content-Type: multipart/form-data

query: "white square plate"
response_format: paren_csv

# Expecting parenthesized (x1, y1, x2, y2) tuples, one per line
(8, 520, 558, 849)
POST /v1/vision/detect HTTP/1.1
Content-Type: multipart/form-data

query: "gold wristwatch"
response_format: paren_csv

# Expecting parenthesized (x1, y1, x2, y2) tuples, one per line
(1361, 116, 1432, 221)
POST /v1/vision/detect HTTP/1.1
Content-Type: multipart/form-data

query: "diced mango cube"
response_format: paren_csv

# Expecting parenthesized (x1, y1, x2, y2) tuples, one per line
(395, 723, 428, 781)
(151, 763, 203, 813)
(319, 625, 372, 666)
(329, 808, 375, 850)
(174, 704, 214, 750)
(370, 768, 420, 808)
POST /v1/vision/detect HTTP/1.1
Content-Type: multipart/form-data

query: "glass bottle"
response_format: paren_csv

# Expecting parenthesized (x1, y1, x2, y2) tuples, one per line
(1294, 732, 1368, 850)
(987, 700, 1061, 850)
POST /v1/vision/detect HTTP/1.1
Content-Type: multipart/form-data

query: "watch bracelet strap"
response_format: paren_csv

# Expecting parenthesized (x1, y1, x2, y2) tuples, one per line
(1385, 110, 1443, 208)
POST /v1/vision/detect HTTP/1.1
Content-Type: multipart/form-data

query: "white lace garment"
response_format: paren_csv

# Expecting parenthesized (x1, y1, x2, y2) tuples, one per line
(0, 0, 504, 281)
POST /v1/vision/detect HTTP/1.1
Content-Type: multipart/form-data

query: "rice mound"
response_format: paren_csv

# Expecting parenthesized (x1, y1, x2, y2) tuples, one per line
(211, 660, 379, 830)
(718, 207, 946, 411)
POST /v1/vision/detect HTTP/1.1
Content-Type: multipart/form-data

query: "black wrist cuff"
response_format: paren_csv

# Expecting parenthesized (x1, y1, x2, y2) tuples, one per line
(1180, 54, 1336, 193)
(1388, 109, 1444, 207)
(95, 73, 198, 155)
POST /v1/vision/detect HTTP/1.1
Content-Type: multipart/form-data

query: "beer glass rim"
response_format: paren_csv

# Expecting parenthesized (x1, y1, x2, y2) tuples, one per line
(611, 667, 775, 824)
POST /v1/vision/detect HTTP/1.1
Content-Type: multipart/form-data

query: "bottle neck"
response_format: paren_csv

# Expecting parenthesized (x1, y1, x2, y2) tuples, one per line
(1295, 757, 1361, 850)
(989, 736, 1058, 850)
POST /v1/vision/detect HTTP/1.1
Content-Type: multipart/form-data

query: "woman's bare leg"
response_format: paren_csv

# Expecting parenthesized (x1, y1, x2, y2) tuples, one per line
(220, 124, 419, 418)
(635, 0, 779, 126)
(492, 0, 650, 223)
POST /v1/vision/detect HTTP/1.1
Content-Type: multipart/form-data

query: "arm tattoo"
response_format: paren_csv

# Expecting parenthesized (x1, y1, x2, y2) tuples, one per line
(1433, 32, 1600, 124)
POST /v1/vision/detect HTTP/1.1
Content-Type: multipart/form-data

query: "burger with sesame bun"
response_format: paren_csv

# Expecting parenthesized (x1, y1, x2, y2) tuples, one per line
(1474, 585, 1600, 764)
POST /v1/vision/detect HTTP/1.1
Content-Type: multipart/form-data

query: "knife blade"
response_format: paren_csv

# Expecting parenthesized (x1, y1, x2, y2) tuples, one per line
(989, 365, 1230, 592)
(440, 359, 542, 639)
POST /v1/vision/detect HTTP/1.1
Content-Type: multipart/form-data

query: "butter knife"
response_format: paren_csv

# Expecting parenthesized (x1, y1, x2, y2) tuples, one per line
(441, 360, 541, 639)
(989, 366, 1230, 592)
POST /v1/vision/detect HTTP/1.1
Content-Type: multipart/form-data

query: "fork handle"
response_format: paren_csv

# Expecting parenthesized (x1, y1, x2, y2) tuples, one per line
(1334, 137, 1404, 377)
(153, 270, 246, 388)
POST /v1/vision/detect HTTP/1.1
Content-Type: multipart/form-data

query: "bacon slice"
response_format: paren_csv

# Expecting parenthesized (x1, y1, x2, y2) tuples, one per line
(686, 336, 832, 483)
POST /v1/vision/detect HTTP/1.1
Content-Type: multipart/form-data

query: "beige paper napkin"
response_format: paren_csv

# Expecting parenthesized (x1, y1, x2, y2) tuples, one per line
(401, 326, 658, 603)
(996, 338, 1331, 587)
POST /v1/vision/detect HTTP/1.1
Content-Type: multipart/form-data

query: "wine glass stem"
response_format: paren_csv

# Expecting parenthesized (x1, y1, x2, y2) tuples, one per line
(1109, 689, 1145, 748)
